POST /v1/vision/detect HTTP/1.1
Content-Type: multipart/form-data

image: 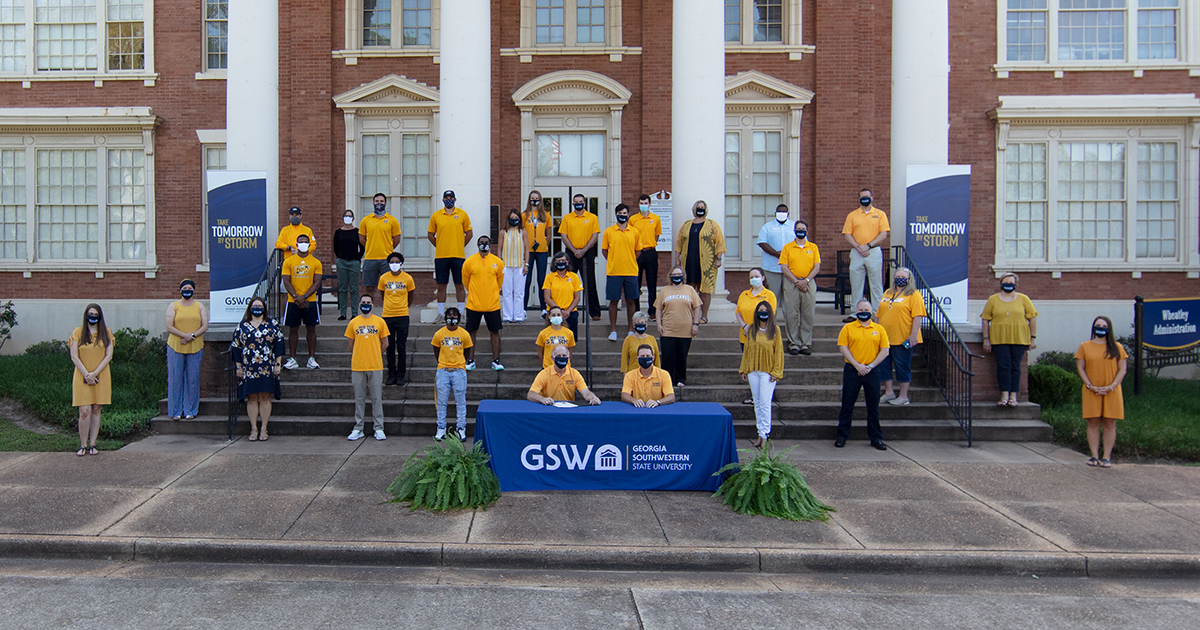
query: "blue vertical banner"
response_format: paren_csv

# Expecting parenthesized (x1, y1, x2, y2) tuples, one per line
(207, 171, 268, 323)
(906, 166, 971, 323)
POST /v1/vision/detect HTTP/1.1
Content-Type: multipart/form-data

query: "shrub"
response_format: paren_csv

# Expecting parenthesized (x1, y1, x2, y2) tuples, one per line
(23, 339, 69, 356)
(1034, 350, 1078, 373)
(0, 300, 15, 352)
(713, 442, 835, 522)
(1028, 363, 1082, 409)
(387, 440, 502, 512)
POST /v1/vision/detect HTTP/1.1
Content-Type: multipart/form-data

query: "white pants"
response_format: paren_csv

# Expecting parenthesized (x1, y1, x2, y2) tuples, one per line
(501, 266, 527, 321)
(849, 246, 884, 309)
(747, 371, 778, 439)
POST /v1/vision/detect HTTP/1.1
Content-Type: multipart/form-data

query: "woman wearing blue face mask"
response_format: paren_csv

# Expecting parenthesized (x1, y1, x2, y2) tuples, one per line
(69, 303, 114, 456)
(1075, 315, 1127, 468)
(165, 279, 209, 420)
(231, 296, 284, 441)
(499, 208, 529, 323)
(877, 267, 926, 406)
(981, 273, 1038, 407)
(740, 301, 784, 449)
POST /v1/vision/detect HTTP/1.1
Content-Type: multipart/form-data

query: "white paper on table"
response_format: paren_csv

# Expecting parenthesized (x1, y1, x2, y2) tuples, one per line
(553, 402, 578, 408)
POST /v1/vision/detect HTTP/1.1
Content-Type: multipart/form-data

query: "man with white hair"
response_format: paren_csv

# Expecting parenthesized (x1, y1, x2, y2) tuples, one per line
(527, 345, 601, 406)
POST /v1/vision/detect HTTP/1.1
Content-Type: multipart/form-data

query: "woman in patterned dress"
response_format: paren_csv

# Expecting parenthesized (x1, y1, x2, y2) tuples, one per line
(231, 296, 285, 441)
(674, 200, 725, 324)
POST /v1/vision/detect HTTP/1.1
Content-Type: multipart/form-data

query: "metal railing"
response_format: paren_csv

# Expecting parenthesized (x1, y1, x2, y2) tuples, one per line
(226, 249, 284, 440)
(890, 246, 981, 446)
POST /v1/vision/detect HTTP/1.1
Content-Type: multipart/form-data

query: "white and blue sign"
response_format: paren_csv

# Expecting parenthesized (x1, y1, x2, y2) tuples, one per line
(906, 165, 971, 323)
(207, 171, 268, 323)
(1142, 297, 1200, 350)
(474, 400, 737, 492)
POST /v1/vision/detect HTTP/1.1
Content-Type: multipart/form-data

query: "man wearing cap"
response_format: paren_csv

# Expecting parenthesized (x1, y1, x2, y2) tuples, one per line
(843, 188, 890, 314)
(359, 193, 402, 303)
(275, 206, 316, 255)
(428, 190, 474, 322)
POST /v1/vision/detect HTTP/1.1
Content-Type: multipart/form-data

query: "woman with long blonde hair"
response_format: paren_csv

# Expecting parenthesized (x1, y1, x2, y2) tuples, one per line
(877, 266, 926, 405)
(739, 300, 784, 448)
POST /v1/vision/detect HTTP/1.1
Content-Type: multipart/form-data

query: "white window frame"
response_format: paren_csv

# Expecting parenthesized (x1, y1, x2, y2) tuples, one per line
(724, 0, 812, 60)
(196, 0, 227, 79)
(994, 0, 1200, 77)
(0, 107, 158, 274)
(196, 129, 225, 269)
(990, 94, 1200, 276)
(505, 0, 641, 62)
(335, 0, 440, 65)
(0, 0, 158, 85)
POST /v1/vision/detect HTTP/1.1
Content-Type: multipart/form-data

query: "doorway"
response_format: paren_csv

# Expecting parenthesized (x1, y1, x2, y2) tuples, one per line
(536, 185, 609, 283)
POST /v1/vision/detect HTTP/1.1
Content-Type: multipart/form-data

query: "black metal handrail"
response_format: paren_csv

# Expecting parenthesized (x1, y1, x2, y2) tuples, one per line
(227, 248, 285, 440)
(890, 246, 981, 446)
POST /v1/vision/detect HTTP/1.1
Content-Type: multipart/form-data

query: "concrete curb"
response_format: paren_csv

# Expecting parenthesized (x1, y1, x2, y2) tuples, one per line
(2, 535, 1199, 579)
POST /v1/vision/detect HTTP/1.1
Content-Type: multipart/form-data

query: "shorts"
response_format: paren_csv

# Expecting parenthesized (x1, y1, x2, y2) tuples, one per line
(284, 301, 321, 327)
(465, 308, 503, 333)
(606, 275, 639, 301)
(435, 257, 465, 285)
(362, 258, 389, 288)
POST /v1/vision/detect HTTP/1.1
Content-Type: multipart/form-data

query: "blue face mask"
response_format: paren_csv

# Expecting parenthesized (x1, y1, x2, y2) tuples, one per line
(894, 277, 908, 288)
(554, 356, 570, 368)
(1093, 326, 1108, 337)
(638, 356, 654, 369)
(180, 289, 194, 299)
(360, 303, 372, 314)
(444, 199, 455, 209)
(795, 231, 807, 240)
(616, 214, 629, 224)
(87, 315, 99, 324)
(549, 316, 563, 326)
(856, 311, 872, 322)
(634, 324, 647, 334)
(1001, 283, 1016, 293)
(250, 307, 265, 317)
(573, 203, 586, 211)
(757, 311, 770, 321)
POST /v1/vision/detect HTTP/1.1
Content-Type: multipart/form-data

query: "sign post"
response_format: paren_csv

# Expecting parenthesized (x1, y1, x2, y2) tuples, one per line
(650, 190, 673, 253)
(207, 171, 268, 323)
(905, 166, 971, 323)
(1133, 295, 1200, 395)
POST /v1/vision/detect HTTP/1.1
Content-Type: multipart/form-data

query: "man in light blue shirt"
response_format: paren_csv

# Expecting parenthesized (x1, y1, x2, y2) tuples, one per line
(757, 203, 797, 348)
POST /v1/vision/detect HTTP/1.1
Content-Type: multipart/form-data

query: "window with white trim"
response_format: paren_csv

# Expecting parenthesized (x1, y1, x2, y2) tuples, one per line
(359, 128, 434, 260)
(0, 0, 154, 77)
(534, 0, 604, 46)
(203, 0, 226, 71)
(200, 143, 225, 264)
(536, 133, 604, 177)
(725, 0, 806, 47)
(343, 0, 438, 52)
(1000, 0, 1189, 65)
(724, 127, 784, 261)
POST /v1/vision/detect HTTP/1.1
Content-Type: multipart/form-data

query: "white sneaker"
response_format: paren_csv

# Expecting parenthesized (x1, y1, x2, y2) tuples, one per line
(626, 331, 635, 337)
(492, 360, 505, 371)
(433, 313, 445, 324)
(374, 428, 387, 440)
(347, 429, 364, 441)
(283, 357, 299, 370)
(888, 397, 911, 406)
(306, 357, 321, 369)
(880, 393, 897, 403)
(434, 427, 446, 441)
(458, 429, 468, 443)
(608, 331, 618, 342)
(465, 360, 476, 371)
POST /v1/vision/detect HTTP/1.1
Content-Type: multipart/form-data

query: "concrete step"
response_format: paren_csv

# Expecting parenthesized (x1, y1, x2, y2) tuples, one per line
(269, 350, 859, 370)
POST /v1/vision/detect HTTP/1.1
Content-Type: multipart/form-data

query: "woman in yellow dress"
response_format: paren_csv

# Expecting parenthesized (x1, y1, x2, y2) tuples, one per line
(1074, 315, 1127, 468)
(68, 304, 114, 456)
(674, 200, 725, 324)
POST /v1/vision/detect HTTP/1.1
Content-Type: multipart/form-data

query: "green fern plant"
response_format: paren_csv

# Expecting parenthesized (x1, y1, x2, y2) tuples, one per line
(386, 439, 501, 512)
(713, 441, 835, 521)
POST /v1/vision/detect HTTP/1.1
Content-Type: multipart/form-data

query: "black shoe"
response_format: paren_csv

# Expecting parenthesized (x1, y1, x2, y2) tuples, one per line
(395, 375, 406, 387)
(871, 441, 888, 451)
(799, 347, 811, 355)
(338, 315, 347, 321)
(834, 439, 846, 448)
(842, 316, 856, 323)
(788, 346, 801, 355)
(385, 373, 397, 386)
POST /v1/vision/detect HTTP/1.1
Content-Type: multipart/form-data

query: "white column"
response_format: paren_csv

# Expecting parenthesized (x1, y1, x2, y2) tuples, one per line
(672, 0, 731, 316)
(439, 0, 492, 253)
(891, 0, 950, 247)
(225, 0, 279, 248)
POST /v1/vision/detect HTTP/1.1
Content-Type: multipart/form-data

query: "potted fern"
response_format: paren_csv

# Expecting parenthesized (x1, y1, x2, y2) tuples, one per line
(714, 442, 835, 521)
(387, 440, 502, 512)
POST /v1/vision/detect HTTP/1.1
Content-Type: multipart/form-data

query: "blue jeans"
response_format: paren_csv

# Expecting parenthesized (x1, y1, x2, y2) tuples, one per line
(167, 346, 203, 418)
(993, 344, 1028, 393)
(436, 367, 467, 432)
(524, 251, 548, 311)
(879, 343, 913, 383)
(837, 363, 882, 443)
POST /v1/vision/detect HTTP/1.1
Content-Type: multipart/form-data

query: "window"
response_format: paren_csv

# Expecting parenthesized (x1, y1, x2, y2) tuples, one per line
(726, 0, 795, 45)
(199, 141, 225, 265)
(1000, 0, 1189, 66)
(534, 0, 604, 46)
(342, 0, 437, 53)
(536, 133, 604, 177)
(360, 131, 434, 260)
(0, 0, 154, 77)
(724, 129, 783, 260)
(203, 0, 226, 71)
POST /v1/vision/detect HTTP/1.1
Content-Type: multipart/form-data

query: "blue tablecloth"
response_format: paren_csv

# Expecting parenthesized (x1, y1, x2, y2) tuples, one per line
(474, 400, 738, 492)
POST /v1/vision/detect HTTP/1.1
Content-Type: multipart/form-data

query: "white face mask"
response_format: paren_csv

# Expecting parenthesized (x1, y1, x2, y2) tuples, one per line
(776, 212, 789, 223)
(388, 262, 401, 272)
(298, 242, 310, 253)
(343, 216, 353, 225)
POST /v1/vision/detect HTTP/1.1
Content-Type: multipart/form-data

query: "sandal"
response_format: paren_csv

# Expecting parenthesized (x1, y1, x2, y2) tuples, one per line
(997, 399, 1009, 406)
(1087, 457, 1099, 467)
(248, 430, 258, 442)
(742, 397, 754, 405)
(751, 437, 764, 449)
(76, 447, 87, 457)
(1007, 399, 1019, 407)
(259, 429, 269, 441)
(88, 446, 98, 456)
(1099, 459, 1112, 468)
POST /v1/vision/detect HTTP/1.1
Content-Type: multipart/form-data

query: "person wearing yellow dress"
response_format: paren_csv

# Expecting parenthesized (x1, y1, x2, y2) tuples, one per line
(981, 272, 1038, 406)
(1075, 316, 1127, 468)
(69, 304, 114, 456)
(739, 301, 785, 448)
(166, 279, 209, 420)
(620, 311, 660, 373)
(674, 200, 725, 323)
(877, 267, 927, 406)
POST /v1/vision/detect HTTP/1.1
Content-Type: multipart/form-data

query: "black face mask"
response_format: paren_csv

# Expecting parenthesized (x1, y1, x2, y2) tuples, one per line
(634, 324, 647, 334)
(360, 304, 372, 314)
(670, 275, 684, 285)
(695, 207, 707, 217)
(795, 231, 807, 240)
(87, 315, 99, 324)
(373, 203, 386, 214)
(860, 197, 872, 207)
(446, 318, 459, 327)
(555, 261, 568, 271)
(757, 311, 770, 321)
(180, 289, 194, 299)
(509, 218, 521, 226)
(479, 243, 490, 253)
(529, 199, 540, 206)
(573, 203, 586, 212)
(443, 199, 455, 209)
(250, 307, 265, 317)
(289, 216, 301, 226)
(1001, 283, 1016, 293)
(554, 356, 570, 368)
(894, 277, 909, 288)
(616, 214, 629, 224)
(856, 311, 872, 322)
(1093, 327, 1109, 337)
(637, 356, 654, 369)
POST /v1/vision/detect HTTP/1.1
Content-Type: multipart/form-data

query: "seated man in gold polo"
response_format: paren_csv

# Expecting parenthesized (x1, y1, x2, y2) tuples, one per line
(621, 343, 675, 408)
(527, 345, 602, 406)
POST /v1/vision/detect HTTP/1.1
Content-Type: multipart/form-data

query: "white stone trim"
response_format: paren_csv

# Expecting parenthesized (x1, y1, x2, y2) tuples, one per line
(516, 0, 623, 50)
(195, 129, 227, 144)
(0, 0, 156, 82)
(339, 0, 441, 61)
(726, 0, 804, 49)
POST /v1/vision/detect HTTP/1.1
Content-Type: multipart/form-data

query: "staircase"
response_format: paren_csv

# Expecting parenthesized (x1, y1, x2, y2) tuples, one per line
(153, 306, 1051, 441)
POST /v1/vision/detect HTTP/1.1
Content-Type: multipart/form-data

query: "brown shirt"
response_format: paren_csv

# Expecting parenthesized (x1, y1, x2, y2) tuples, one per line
(654, 285, 701, 338)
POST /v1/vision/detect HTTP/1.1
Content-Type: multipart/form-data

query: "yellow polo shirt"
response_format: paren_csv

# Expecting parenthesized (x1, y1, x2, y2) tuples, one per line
(536, 326, 576, 368)
(842, 206, 890, 246)
(462, 252, 504, 312)
(531, 366, 589, 402)
(359, 213, 401, 259)
(601, 224, 645, 277)
(377, 271, 415, 318)
(778, 240, 821, 278)
(629, 212, 662, 251)
(428, 207, 473, 259)
(275, 224, 315, 252)
(559, 211, 600, 249)
(877, 290, 927, 346)
(281, 253, 323, 302)
(837, 321, 890, 365)
(542, 271, 583, 312)
(622, 366, 674, 402)
(345, 315, 390, 372)
(431, 326, 473, 369)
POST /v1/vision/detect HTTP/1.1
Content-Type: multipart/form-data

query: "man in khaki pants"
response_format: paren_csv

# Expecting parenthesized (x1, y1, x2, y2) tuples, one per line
(843, 188, 890, 318)
(779, 220, 821, 355)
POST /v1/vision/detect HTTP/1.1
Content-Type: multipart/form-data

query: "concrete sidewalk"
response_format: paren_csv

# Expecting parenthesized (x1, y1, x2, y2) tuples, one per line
(0, 436, 1198, 578)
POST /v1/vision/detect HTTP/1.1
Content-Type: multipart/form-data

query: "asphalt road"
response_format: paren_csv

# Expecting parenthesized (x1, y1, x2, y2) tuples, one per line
(0, 559, 1198, 629)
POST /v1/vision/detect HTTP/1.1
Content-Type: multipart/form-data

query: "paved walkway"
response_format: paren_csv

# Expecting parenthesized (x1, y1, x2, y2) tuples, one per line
(0, 436, 1197, 577)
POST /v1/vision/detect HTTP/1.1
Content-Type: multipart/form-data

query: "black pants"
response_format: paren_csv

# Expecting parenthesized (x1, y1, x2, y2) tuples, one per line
(383, 316, 410, 378)
(837, 363, 882, 443)
(566, 310, 580, 338)
(993, 344, 1028, 393)
(636, 249, 659, 317)
(569, 248, 601, 319)
(524, 250, 548, 311)
(660, 336, 692, 386)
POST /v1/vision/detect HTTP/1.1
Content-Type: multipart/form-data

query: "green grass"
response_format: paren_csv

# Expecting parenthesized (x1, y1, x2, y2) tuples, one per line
(0, 418, 124, 452)
(1040, 375, 1200, 463)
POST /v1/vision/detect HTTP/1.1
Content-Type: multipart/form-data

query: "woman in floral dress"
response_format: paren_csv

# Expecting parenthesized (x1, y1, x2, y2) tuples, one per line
(231, 296, 285, 441)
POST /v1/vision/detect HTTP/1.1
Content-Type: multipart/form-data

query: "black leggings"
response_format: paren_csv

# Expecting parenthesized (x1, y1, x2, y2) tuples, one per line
(383, 316, 410, 378)
(660, 336, 692, 385)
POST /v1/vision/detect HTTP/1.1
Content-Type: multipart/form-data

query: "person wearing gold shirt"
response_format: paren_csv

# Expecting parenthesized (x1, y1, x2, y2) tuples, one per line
(462, 235, 506, 371)
(835, 300, 890, 450)
(165, 279, 209, 420)
(621, 344, 675, 408)
(528, 345, 601, 406)
(981, 272, 1038, 407)
(739, 301, 785, 448)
